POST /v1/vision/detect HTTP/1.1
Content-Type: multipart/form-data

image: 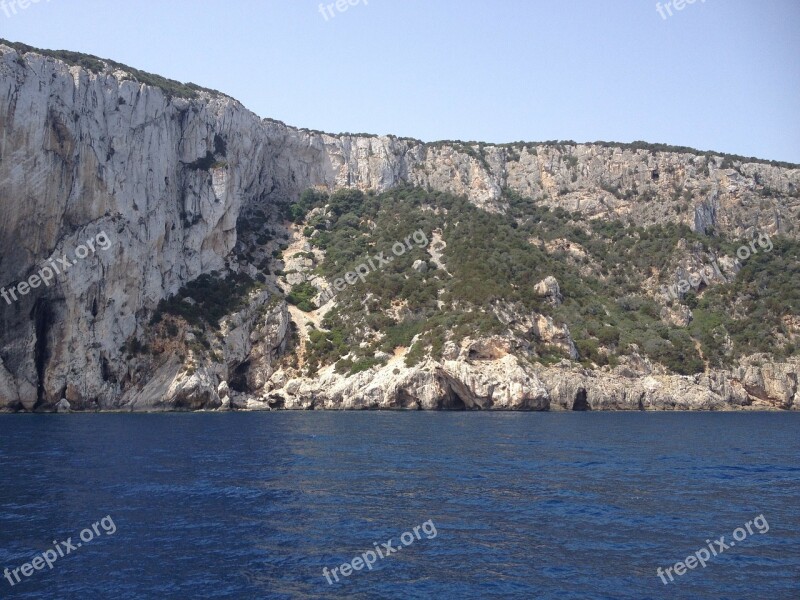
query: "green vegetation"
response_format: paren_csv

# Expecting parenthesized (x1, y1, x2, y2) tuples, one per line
(335, 356, 386, 375)
(150, 272, 262, 329)
(287, 188, 329, 223)
(431, 138, 798, 170)
(688, 237, 800, 362)
(290, 185, 798, 376)
(587, 140, 799, 170)
(185, 152, 218, 171)
(305, 328, 347, 376)
(121, 337, 149, 359)
(286, 282, 318, 312)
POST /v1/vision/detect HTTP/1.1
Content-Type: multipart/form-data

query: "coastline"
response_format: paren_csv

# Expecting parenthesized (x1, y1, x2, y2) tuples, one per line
(1, 404, 793, 414)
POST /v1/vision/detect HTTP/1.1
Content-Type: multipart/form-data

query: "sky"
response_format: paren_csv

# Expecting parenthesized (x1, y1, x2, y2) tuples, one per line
(1, 0, 798, 163)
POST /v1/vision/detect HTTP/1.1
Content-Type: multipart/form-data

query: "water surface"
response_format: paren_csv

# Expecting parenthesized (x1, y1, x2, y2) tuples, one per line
(0, 412, 798, 599)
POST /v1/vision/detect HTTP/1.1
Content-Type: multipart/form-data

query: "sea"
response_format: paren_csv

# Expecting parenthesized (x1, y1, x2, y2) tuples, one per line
(0, 412, 798, 599)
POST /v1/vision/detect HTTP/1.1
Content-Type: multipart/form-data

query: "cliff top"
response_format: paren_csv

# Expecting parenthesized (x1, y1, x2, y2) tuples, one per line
(3, 38, 797, 170)
(0, 38, 228, 100)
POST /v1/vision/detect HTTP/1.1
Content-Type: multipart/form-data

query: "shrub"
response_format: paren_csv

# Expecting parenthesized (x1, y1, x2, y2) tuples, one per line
(152, 272, 260, 329)
(286, 282, 318, 312)
(597, 327, 621, 347)
(290, 189, 328, 223)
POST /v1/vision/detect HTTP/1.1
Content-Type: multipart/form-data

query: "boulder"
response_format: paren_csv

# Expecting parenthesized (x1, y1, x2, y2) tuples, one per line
(534, 276, 563, 305)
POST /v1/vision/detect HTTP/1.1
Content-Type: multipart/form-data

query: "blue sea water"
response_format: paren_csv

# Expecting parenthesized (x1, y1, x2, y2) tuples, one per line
(0, 412, 798, 599)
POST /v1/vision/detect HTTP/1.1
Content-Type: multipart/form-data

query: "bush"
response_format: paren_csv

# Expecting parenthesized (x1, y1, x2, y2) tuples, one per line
(286, 282, 318, 312)
(336, 357, 385, 375)
(328, 189, 366, 217)
(151, 272, 260, 329)
(597, 327, 621, 347)
(290, 189, 328, 223)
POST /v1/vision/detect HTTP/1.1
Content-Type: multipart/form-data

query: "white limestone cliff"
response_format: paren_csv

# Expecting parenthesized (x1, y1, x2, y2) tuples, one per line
(1, 43, 798, 411)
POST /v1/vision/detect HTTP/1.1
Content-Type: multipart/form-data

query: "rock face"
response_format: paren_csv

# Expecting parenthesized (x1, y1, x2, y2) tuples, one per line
(1, 42, 799, 412)
(252, 338, 551, 411)
(534, 276, 563, 305)
(236, 342, 799, 412)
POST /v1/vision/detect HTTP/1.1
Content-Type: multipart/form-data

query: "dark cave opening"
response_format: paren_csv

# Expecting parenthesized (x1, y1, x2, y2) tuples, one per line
(443, 390, 467, 411)
(230, 360, 251, 393)
(101, 356, 116, 383)
(267, 395, 285, 409)
(30, 299, 53, 406)
(394, 389, 420, 410)
(572, 388, 590, 411)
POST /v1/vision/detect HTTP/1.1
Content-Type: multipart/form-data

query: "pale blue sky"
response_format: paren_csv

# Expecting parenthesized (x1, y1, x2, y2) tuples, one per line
(1, 0, 798, 162)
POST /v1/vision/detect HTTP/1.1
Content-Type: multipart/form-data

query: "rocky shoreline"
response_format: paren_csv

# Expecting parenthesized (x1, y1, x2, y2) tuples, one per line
(32, 340, 797, 413)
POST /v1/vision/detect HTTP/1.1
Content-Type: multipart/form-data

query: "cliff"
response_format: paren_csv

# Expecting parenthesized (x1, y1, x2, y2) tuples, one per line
(0, 40, 798, 412)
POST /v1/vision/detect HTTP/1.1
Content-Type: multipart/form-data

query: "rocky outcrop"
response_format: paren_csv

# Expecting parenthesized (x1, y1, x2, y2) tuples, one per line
(531, 315, 579, 361)
(534, 355, 799, 411)
(114, 290, 287, 411)
(255, 338, 551, 411)
(534, 276, 563, 305)
(239, 344, 799, 412)
(1, 42, 799, 412)
(733, 355, 799, 410)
